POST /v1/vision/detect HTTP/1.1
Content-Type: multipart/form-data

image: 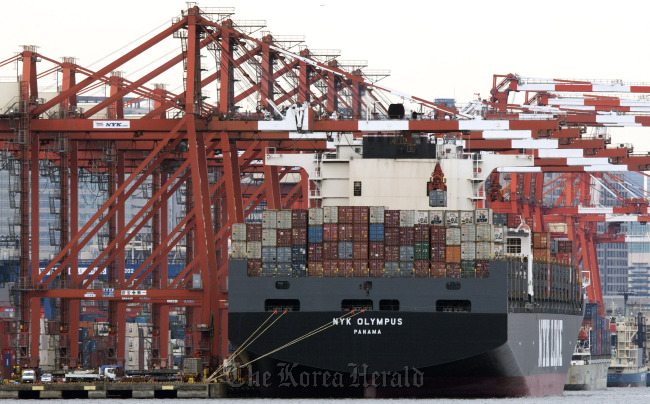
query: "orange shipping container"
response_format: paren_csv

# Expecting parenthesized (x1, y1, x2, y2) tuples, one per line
(533, 248, 551, 261)
(446, 246, 462, 263)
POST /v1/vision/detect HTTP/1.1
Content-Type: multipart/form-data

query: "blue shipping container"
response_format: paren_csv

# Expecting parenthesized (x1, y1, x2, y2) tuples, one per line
(369, 224, 385, 242)
(291, 245, 307, 261)
(308, 226, 323, 243)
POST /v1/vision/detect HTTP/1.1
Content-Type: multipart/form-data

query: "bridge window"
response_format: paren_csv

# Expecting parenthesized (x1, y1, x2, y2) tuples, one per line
(507, 237, 522, 254)
(354, 181, 362, 196)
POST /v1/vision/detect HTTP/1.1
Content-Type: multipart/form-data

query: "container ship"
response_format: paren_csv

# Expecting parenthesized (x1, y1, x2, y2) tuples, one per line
(608, 312, 647, 387)
(227, 134, 584, 398)
(564, 303, 611, 390)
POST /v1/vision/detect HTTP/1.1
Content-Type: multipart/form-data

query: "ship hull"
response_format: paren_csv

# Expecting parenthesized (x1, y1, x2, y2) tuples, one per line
(607, 368, 647, 387)
(564, 359, 609, 390)
(228, 260, 583, 397)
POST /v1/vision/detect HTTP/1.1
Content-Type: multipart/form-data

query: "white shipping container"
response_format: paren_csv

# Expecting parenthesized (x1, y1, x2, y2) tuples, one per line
(262, 210, 277, 229)
(493, 244, 505, 257)
(445, 211, 460, 227)
(369, 206, 385, 224)
(493, 226, 506, 243)
(262, 229, 277, 246)
(416, 210, 429, 224)
(461, 224, 476, 242)
(231, 223, 247, 241)
(461, 242, 476, 260)
(429, 210, 444, 224)
(231, 241, 247, 259)
(309, 208, 324, 225)
(475, 208, 492, 224)
(400, 210, 415, 227)
(446, 227, 461, 246)
(476, 224, 494, 242)
(476, 242, 493, 260)
(246, 242, 262, 259)
(323, 206, 339, 223)
(276, 210, 292, 229)
(460, 210, 474, 224)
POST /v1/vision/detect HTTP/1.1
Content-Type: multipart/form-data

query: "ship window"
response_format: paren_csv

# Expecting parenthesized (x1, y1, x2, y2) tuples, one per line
(379, 300, 399, 311)
(436, 299, 471, 312)
(507, 237, 522, 254)
(341, 299, 373, 311)
(354, 181, 362, 196)
(265, 299, 300, 312)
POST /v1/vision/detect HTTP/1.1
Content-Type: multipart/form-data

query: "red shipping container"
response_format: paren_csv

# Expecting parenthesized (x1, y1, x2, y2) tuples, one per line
(247, 260, 262, 277)
(507, 214, 521, 229)
(323, 223, 339, 241)
(414, 224, 430, 242)
(430, 244, 446, 261)
(353, 224, 369, 241)
(399, 227, 415, 245)
(384, 210, 401, 227)
(385, 245, 400, 261)
(353, 259, 368, 276)
(338, 206, 354, 223)
(292, 227, 307, 245)
(353, 206, 370, 223)
(323, 260, 337, 277)
(338, 224, 354, 241)
(353, 242, 369, 260)
(446, 262, 461, 278)
(475, 260, 490, 272)
(414, 260, 430, 278)
(308, 262, 323, 277)
(339, 260, 353, 277)
(277, 229, 292, 246)
(430, 225, 446, 244)
(323, 241, 339, 260)
(291, 209, 308, 228)
(246, 223, 262, 241)
(558, 241, 572, 253)
(369, 260, 384, 277)
(369, 242, 385, 260)
(431, 261, 446, 278)
(308, 243, 323, 261)
(385, 228, 400, 246)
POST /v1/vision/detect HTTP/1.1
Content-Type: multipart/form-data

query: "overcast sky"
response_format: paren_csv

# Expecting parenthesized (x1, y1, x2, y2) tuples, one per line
(2, 0, 650, 149)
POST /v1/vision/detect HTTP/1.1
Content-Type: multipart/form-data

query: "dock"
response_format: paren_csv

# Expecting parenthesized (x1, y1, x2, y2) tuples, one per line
(0, 382, 227, 399)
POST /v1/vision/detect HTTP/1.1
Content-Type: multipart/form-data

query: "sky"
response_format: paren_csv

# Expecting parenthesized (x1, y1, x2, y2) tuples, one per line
(2, 0, 650, 149)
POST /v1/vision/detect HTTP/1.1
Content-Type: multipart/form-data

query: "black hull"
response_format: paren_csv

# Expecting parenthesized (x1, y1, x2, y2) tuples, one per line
(229, 311, 580, 397)
(228, 260, 583, 397)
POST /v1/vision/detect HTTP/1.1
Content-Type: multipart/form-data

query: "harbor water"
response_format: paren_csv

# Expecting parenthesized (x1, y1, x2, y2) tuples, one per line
(13, 389, 649, 403)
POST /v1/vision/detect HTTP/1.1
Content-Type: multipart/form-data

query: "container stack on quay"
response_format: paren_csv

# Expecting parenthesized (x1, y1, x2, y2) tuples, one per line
(227, 207, 558, 279)
(584, 302, 611, 357)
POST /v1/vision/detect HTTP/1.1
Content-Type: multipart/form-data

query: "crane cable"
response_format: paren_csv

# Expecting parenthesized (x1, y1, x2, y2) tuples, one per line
(205, 310, 286, 382)
(215, 310, 364, 380)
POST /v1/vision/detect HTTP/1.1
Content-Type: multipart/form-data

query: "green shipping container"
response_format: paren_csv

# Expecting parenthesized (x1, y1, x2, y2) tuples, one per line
(414, 242, 430, 260)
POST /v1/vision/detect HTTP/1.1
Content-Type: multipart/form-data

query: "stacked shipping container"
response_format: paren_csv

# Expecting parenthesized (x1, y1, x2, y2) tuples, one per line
(584, 302, 611, 357)
(232, 207, 525, 279)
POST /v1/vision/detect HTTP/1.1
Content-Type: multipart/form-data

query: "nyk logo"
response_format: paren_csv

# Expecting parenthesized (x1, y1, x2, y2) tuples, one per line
(93, 121, 130, 129)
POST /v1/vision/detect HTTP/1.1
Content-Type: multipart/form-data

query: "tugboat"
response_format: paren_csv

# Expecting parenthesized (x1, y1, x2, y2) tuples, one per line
(564, 324, 610, 390)
(607, 313, 647, 387)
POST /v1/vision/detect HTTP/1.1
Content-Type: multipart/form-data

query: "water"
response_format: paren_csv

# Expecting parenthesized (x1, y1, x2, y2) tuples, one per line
(12, 389, 650, 403)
